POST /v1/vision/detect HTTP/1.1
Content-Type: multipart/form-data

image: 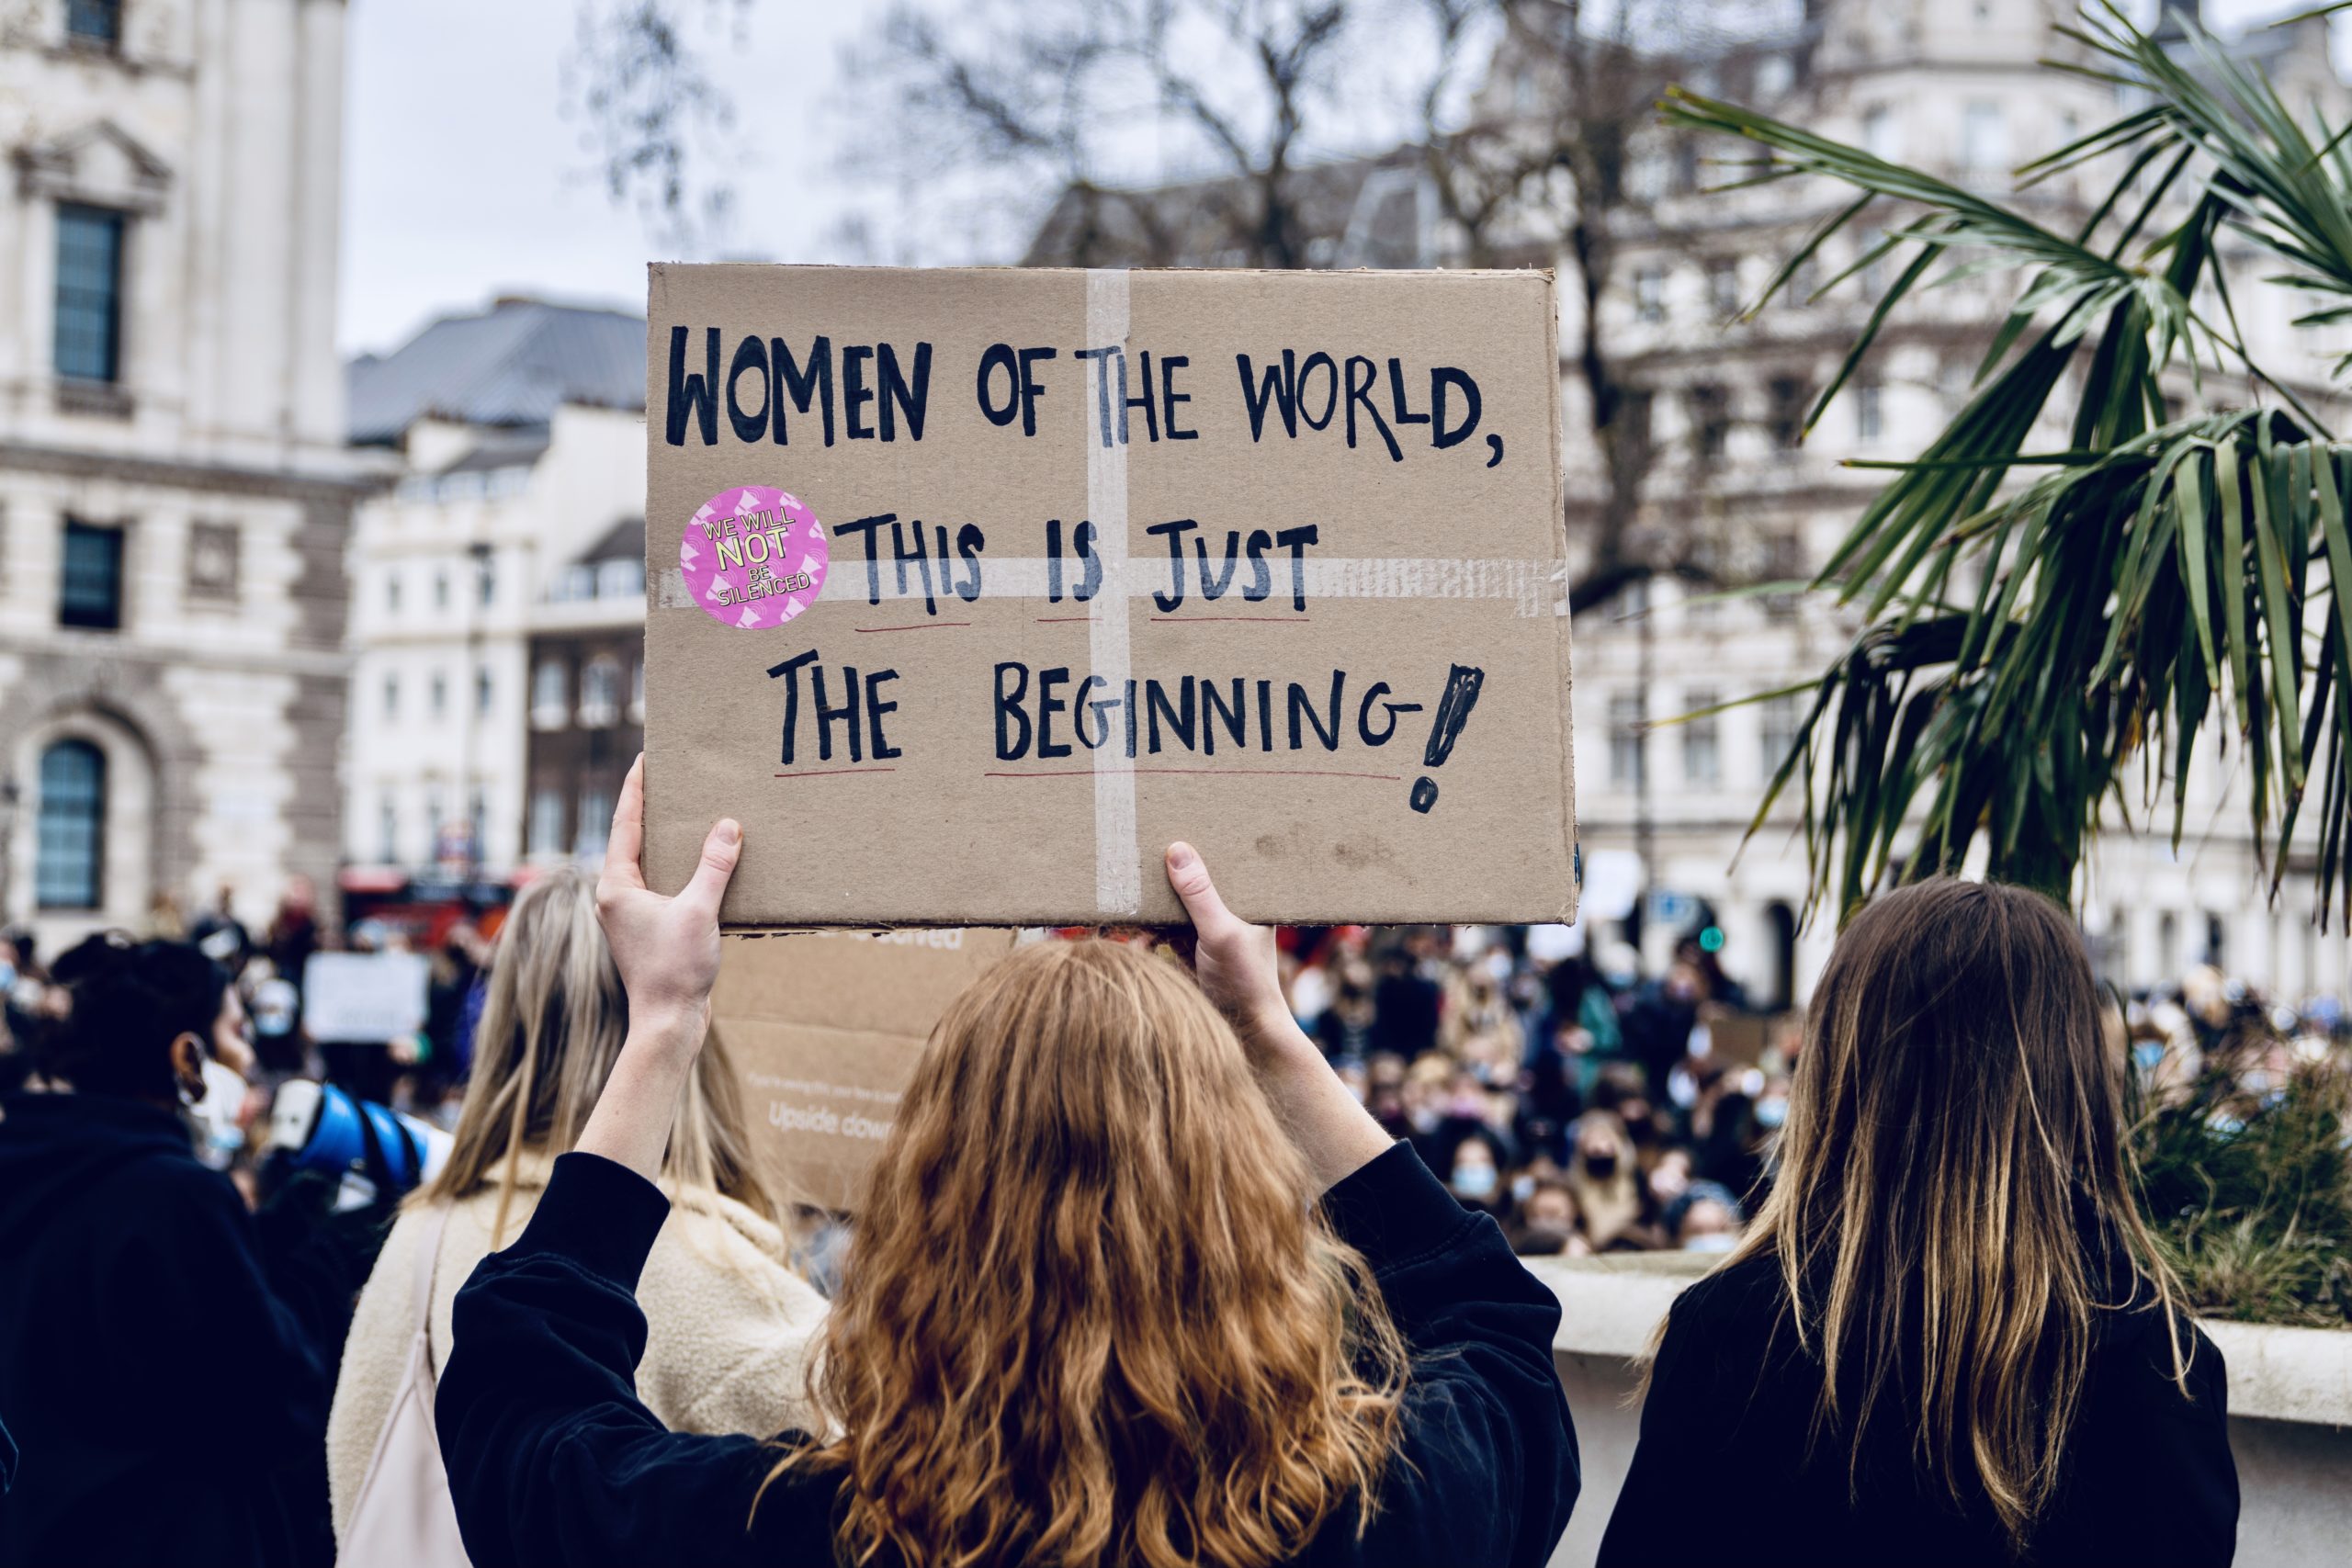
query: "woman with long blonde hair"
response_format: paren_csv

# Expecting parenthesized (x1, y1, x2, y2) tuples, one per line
(435, 761, 1578, 1567)
(324, 866, 826, 1551)
(1599, 878, 2236, 1566)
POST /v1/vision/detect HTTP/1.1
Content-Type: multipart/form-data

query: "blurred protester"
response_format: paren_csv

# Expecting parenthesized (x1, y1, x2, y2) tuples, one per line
(267, 875, 322, 1014)
(327, 868, 826, 1550)
(1600, 880, 2236, 1567)
(1512, 1179, 1590, 1258)
(0, 935, 382, 1568)
(1661, 1180, 1744, 1253)
(1565, 1111, 1660, 1251)
(432, 774, 1577, 1568)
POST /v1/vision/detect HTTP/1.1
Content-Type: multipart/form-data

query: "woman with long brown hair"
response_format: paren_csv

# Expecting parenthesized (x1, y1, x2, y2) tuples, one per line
(435, 760, 1578, 1567)
(325, 867, 826, 1552)
(1598, 878, 2237, 1566)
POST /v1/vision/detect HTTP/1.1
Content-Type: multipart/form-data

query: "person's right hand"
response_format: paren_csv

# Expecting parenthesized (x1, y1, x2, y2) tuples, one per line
(594, 755, 741, 1040)
(1163, 841, 1294, 1055)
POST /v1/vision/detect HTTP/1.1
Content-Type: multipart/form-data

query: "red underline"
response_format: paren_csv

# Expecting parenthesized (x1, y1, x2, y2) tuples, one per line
(985, 767, 1401, 781)
(773, 767, 900, 778)
(854, 621, 971, 633)
(1149, 615, 1310, 623)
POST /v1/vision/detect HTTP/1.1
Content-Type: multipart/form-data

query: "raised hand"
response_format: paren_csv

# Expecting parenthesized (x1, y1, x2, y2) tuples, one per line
(577, 756, 742, 1181)
(594, 755, 741, 1037)
(1163, 841, 1394, 1190)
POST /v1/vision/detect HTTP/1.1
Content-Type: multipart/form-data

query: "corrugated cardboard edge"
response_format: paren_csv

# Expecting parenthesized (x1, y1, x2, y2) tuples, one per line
(1541, 269, 1581, 926)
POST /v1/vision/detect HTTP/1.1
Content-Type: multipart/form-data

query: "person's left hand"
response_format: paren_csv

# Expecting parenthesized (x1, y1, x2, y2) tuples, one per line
(594, 755, 741, 1038)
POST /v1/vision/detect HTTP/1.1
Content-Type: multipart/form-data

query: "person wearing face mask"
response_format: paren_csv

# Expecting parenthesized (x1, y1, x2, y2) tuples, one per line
(1446, 1134, 1506, 1213)
(0, 934, 380, 1568)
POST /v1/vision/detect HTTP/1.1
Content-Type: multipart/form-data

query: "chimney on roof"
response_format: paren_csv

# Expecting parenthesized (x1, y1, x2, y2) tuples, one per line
(491, 294, 538, 310)
(2153, 1, 2200, 41)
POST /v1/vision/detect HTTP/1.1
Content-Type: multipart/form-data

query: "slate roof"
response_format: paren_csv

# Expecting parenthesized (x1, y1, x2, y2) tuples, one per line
(580, 515, 645, 565)
(348, 297, 645, 446)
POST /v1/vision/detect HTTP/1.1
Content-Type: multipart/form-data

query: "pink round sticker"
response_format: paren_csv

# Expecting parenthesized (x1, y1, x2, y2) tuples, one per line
(680, 485, 830, 629)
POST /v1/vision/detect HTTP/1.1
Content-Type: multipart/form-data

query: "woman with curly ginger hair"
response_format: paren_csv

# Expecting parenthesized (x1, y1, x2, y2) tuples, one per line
(436, 760, 1578, 1568)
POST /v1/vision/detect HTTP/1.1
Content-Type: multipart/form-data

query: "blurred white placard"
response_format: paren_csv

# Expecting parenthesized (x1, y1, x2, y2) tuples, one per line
(302, 952, 430, 1043)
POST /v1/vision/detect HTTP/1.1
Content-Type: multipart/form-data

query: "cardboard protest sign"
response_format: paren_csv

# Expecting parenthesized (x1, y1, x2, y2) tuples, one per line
(301, 952, 431, 1044)
(711, 927, 1016, 1211)
(643, 265, 1577, 926)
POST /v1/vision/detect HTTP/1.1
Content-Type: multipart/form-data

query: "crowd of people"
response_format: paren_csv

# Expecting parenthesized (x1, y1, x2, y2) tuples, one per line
(0, 803, 2323, 1565)
(1274, 921, 1789, 1260)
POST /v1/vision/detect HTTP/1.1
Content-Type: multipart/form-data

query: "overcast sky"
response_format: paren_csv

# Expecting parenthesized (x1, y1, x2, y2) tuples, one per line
(339, 0, 873, 355)
(337, 0, 2331, 358)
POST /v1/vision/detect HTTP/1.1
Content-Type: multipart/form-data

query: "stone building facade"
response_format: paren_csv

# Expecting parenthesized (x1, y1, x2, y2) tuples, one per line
(0, 0, 371, 952)
(1024, 0, 2352, 1003)
(343, 297, 645, 884)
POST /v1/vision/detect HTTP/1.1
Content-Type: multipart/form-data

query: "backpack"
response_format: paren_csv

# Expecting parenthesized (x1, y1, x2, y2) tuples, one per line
(341, 1203, 470, 1567)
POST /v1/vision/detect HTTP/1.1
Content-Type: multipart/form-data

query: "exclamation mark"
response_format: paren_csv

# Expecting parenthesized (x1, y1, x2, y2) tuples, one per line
(1409, 664, 1485, 814)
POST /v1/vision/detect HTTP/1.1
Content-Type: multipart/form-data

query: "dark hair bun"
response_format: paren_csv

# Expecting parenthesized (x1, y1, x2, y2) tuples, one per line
(39, 937, 231, 1100)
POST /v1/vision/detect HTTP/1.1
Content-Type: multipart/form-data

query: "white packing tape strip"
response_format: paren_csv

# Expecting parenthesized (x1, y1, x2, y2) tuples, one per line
(1085, 268, 1141, 918)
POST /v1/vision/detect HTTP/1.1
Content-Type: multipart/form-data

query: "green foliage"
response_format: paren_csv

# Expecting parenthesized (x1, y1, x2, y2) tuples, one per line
(2133, 1028, 2352, 1327)
(1661, 3, 2352, 924)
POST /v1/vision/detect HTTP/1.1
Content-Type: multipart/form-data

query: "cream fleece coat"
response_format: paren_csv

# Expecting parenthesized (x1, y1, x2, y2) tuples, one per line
(324, 1151, 828, 1545)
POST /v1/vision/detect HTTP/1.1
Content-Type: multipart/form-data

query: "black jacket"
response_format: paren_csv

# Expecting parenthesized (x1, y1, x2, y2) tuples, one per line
(0, 1093, 356, 1568)
(1598, 1253, 2238, 1567)
(438, 1144, 1579, 1568)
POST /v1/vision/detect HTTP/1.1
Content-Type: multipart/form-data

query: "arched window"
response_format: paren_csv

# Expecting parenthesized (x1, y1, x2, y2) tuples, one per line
(36, 739, 106, 909)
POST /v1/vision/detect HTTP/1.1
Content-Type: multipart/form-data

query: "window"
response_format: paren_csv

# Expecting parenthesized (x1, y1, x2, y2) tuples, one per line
(1706, 258, 1741, 319)
(597, 558, 644, 599)
(1634, 265, 1667, 323)
(377, 794, 398, 864)
(386, 570, 402, 615)
(1754, 53, 1793, 99)
(35, 739, 106, 910)
(54, 205, 126, 384)
(1682, 691, 1722, 785)
(66, 1, 120, 45)
(1766, 376, 1807, 450)
(531, 659, 568, 728)
(1689, 384, 1730, 459)
(1608, 693, 1647, 788)
(1613, 388, 1655, 470)
(576, 790, 613, 862)
(1856, 377, 1884, 441)
(383, 672, 400, 721)
(434, 570, 449, 611)
(425, 786, 446, 840)
(1762, 534, 1804, 621)
(429, 671, 447, 719)
(1712, 258, 1749, 320)
(1760, 694, 1804, 777)
(58, 519, 124, 629)
(476, 665, 494, 716)
(529, 788, 566, 856)
(1855, 226, 1888, 304)
(468, 787, 488, 862)
(578, 657, 620, 728)
(1671, 139, 1700, 195)
(630, 657, 646, 720)
(478, 557, 497, 607)
(1962, 101, 2008, 178)
(1860, 105, 1900, 164)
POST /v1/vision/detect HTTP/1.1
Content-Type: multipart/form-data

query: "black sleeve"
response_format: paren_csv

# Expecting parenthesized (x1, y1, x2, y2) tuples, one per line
(1593, 1292, 1741, 1568)
(434, 1153, 837, 1568)
(1310, 1143, 1580, 1568)
(2098, 1323, 2239, 1567)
